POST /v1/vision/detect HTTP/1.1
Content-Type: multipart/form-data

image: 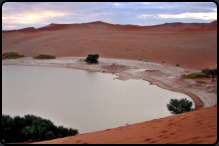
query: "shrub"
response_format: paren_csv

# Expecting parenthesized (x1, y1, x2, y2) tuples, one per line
(167, 98, 194, 115)
(85, 54, 99, 63)
(2, 52, 24, 59)
(176, 64, 180, 66)
(33, 54, 56, 59)
(162, 61, 164, 63)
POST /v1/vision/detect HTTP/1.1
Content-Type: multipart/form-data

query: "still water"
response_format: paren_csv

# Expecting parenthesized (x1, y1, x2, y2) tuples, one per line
(2, 65, 195, 134)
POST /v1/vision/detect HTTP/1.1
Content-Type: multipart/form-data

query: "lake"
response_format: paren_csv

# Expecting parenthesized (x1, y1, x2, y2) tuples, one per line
(2, 65, 195, 134)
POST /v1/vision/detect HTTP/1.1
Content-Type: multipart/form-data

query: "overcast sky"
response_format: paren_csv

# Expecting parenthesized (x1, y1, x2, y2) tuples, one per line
(2, 2, 217, 30)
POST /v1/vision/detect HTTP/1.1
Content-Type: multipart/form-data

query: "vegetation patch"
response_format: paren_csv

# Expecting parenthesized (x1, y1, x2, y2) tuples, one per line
(185, 72, 206, 79)
(33, 54, 56, 59)
(85, 54, 99, 63)
(196, 80, 206, 84)
(2, 114, 78, 143)
(176, 64, 180, 66)
(2, 52, 24, 59)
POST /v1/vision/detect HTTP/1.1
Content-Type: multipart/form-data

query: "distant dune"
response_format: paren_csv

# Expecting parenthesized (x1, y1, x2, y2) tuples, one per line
(2, 20, 217, 69)
(2, 20, 217, 33)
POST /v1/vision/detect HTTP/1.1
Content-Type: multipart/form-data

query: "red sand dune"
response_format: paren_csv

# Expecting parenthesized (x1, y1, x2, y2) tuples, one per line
(32, 106, 217, 144)
(2, 20, 217, 69)
(198, 20, 217, 30)
(2, 20, 217, 33)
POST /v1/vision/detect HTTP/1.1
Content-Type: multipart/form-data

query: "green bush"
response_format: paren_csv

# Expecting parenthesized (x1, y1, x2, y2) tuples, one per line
(33, 54, 56, 59)
(167, 98, 194, 115)
(176, 64, 180, 66)
(85, 54, 99, 63)
(2, 52, 24, 59)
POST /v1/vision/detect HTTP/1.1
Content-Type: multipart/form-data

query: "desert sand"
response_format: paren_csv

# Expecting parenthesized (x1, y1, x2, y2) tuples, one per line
(32, 106, 217, 144)
(2, 21, 217, 144)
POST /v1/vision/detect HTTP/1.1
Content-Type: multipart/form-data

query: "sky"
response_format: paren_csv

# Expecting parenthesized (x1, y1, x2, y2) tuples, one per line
(2, 2, 217, 30)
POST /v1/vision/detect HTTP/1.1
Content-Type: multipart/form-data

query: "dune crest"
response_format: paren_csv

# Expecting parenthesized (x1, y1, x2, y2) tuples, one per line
(2, 20, 217, 33)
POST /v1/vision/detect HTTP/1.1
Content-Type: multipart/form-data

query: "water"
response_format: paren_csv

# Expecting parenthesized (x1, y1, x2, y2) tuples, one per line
(2, 65, 195, 134)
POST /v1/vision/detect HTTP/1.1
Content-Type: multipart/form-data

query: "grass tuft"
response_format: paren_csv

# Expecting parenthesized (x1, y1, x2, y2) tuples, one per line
(196, 80, 206, 84)
(186, 72, 206, 79)
(33, 54, 56, 59)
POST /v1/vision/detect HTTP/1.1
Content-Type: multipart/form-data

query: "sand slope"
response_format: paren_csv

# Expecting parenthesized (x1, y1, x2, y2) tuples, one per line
(32, 106, 217, 144)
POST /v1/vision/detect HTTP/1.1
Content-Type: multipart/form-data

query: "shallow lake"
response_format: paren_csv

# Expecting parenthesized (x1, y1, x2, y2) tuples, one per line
(2, 65, 195, 134)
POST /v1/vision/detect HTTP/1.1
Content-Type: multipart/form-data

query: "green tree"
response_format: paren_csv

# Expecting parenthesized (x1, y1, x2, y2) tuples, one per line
(209, 68, 217, 81)
(45, 131, 55, 140)
(201, 68, 210, 76)
(2, 114, 79, 143)
(167, 98, 194, 115)
(202, 68, 217, 81)
(2, 114, 15, 143)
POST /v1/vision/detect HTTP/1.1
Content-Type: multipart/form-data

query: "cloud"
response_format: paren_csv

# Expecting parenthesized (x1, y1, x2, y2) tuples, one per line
(2, 25, 17, 29)
(138, 11, 217, 20)
(2, 10, 69, 24)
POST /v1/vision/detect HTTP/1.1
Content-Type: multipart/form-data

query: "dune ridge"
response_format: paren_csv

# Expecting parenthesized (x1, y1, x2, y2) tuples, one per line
(2, 20, 217, 33)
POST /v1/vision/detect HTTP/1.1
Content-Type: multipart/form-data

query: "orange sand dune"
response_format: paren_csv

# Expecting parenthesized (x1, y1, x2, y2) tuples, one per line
(32, 106, 217, 144)
(2, 21, 217, 70)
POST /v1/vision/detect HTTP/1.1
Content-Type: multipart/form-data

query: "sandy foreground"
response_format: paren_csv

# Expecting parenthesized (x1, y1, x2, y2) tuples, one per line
(2, 57, 217, 144)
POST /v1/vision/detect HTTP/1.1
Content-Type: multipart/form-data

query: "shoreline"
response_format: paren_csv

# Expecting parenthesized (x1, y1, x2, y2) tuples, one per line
(2, 57, 217, 110)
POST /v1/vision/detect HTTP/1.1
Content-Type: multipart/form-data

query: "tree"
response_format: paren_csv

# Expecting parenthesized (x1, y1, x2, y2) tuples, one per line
(2, 114, 79, 143)
(201, 68, 210, 76)
(2, 114, 15, 143)
(202, 68, 217, 81)
(209, 68, 217, 81)
(85, 54, 99, 63)
(167, 98, 194, 115)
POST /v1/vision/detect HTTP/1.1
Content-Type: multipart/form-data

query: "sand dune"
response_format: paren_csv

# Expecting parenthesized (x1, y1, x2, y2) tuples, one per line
(198, 20, 217, 30)
(2, 20, 217, 32)
(2, 21, 217, 70)
(32, 106, 217, 144)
